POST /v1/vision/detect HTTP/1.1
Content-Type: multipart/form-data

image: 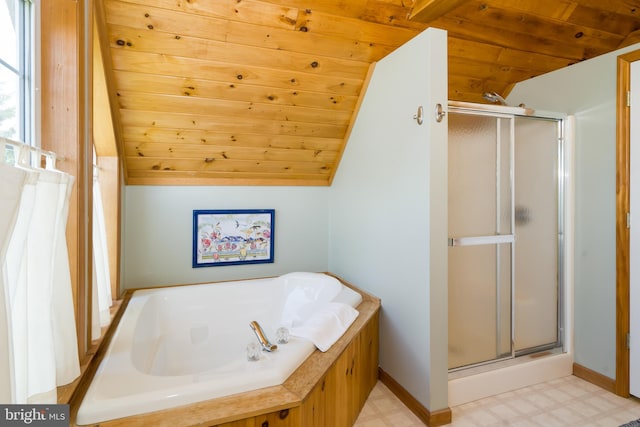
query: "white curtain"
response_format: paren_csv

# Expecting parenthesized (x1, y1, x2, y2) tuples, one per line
(0, 141, 80, 404)
(91, 167, 112, 341)
(0, 161, 33, 403)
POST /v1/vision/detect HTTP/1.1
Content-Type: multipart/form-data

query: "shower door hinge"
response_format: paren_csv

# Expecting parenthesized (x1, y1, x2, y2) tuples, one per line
(628, 211, 632, 229)
(628, 91, 632, 108)
(628, 332, 631, 350)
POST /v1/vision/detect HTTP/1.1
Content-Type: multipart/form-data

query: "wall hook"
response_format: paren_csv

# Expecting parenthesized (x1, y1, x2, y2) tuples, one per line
(435, 103, 446, 123)
(414, 105, 424, 125)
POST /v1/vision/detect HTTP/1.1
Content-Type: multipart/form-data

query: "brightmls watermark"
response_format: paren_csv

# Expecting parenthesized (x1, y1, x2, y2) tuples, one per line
(0, 405, 69, 426)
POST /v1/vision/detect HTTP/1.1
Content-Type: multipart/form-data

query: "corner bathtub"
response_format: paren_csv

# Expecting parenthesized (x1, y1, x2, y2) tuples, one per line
(75, 273, 365, 425)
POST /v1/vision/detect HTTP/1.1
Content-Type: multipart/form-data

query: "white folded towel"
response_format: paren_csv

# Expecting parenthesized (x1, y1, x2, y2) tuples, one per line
(279, 272, 343, 328)
(290, 302, 359, 352)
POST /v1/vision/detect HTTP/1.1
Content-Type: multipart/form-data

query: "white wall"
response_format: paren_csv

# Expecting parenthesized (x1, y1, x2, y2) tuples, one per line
(122, 186, 329, 288)
(328, 28, 448, 411)
(509, 43, 640, 380)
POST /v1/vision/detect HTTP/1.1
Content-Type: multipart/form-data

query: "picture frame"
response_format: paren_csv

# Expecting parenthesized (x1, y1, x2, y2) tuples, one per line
(193, 209, 275, 268)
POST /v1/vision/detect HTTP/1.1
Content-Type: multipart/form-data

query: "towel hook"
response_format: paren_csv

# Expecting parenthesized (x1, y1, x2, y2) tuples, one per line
(413, 105, 424, 125)
(435, 103, 446, 123)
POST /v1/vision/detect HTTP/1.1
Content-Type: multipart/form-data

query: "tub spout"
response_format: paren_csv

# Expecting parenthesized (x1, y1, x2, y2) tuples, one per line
(249, 321, 278, 352)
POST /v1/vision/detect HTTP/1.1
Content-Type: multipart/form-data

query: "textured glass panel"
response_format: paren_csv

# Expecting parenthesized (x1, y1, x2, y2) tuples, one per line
(513, 117, 559, 351)
(448, 243, 512, 369)
(448, 113, 498, 237)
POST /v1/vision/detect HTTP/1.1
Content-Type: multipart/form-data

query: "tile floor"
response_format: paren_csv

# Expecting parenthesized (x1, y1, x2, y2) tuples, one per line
(354, 375, 640, 427)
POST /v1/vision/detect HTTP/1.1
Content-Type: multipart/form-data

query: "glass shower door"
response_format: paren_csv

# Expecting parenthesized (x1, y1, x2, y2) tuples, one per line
(448, 111, 514, 370)
(513, 116, 561, 354)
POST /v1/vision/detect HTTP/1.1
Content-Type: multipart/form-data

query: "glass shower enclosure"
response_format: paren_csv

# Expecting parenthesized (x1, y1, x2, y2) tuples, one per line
(448, 104, 564, 371)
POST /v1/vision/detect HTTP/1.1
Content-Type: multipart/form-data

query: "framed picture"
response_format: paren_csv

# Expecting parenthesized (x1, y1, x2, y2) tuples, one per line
(193, 209, 275, 268)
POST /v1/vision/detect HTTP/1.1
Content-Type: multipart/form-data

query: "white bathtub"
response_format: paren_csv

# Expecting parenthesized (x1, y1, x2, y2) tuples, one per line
(76, 272, 362, 425)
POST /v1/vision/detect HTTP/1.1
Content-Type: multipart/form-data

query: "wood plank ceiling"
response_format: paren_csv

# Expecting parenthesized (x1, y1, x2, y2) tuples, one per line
(95, 0, 640, 186)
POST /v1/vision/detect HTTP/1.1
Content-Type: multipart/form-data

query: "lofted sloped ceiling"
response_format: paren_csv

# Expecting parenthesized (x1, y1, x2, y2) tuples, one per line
(95, 0, 640, 186)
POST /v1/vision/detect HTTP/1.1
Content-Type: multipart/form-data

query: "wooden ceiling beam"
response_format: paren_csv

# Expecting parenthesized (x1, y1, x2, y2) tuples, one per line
(409, 0, 468, 22)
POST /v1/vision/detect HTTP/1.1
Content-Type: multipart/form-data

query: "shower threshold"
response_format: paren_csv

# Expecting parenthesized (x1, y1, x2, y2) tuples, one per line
(448, 347, 572, 406)
(448, 346, 564, 381)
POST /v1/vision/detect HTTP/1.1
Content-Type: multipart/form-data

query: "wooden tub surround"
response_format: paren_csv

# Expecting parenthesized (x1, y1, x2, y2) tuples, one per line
(69, 275, 380, 427)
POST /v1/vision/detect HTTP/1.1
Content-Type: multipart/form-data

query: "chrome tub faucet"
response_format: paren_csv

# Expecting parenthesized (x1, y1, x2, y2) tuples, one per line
(249, 321, 278, 352)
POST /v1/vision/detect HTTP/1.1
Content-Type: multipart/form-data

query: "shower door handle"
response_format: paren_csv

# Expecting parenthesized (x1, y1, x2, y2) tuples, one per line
(448, 234, 515, 247)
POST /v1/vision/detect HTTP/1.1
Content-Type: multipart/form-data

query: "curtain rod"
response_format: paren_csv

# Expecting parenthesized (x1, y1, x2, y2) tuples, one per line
(0, 137, 64, 169)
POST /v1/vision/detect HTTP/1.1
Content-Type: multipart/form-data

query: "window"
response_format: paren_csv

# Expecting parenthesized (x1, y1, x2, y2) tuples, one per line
(0, 0, 34, 145)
